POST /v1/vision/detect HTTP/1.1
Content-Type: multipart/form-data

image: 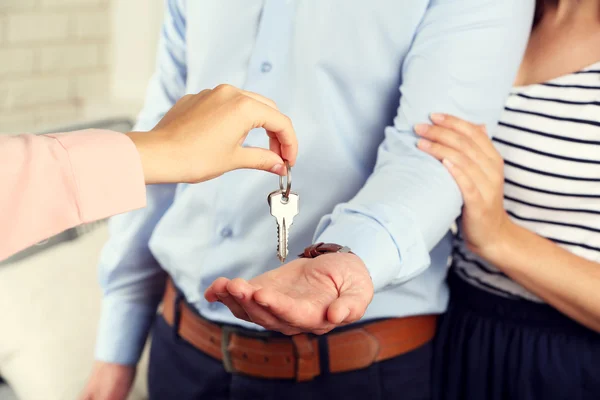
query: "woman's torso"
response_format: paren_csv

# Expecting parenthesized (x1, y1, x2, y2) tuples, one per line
(453, 61, 600, 301)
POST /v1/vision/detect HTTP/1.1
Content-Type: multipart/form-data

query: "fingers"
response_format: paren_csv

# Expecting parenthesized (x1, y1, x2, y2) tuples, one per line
(225, 279, 295, 333)
(207, 278, 302, 334)
(240, 90, 279, 111)
(430, 113, 501, 164)
(417, 138, 491, 193)
(204, 276, 227, 302)
(234, 146, 286, 175)
(237, 90, 297, 166)
(211, 85, 297, 165)
(253, 287, 335, 334)
(327, 290, 369, 325)
(441, 159, 485, 208)
(202, 85, 298, 167)
(415, 123, 496, 180)
(204, 278, 250, 322)
(252, 287, 298, 322)
(240, 99, 298, 166)
(430, 113, 482, 141)
(268, 131, 283, 160)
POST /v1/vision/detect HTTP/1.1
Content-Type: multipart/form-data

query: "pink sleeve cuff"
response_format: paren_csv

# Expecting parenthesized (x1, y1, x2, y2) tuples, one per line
(48, 129, 147, 223)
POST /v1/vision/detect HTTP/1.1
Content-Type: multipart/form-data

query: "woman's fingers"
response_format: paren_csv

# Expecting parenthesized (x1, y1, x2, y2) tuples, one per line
(236, 91, 290, 164)
(144, 84, 298, 183)
(417, 139, 491, 195)
(240, 90, 279, 110)
(237, 96, 298, 166)
(430, 113, 502, 164)
(415, 123, 496, 180)
(234, 146, 286, 175)
(442, 158, 485, 207)
(201, 85, 298, 165)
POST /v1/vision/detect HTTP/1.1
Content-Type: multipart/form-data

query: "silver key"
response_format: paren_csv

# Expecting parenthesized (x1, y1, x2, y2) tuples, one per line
(268, 191, 299, 262)
(267, 161, 299, 262)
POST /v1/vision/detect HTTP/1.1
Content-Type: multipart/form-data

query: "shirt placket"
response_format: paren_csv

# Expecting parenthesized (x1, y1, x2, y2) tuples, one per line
(242, 0, 295, 99)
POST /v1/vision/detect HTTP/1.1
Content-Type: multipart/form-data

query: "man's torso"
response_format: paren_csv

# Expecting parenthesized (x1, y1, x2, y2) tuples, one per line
(149, 0, 452, 328)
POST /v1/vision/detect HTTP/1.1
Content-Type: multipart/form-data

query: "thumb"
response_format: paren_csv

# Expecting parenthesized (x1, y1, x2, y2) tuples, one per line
(236, 147, 286, 175)
(326, 290, 368, 325)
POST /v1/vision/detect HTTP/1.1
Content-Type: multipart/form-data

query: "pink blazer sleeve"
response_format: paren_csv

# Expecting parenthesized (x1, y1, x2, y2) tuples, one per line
(0, 129, 147, 261)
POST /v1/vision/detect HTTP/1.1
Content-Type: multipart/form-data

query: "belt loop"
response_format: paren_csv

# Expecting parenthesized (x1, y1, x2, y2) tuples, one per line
(291, 334, 319, 382)
(172, 290, 183, 340)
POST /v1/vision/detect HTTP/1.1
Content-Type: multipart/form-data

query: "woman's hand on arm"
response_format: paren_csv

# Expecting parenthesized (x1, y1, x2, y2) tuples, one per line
(415, 114, 600, 332)
(415, 113, 509, 257)
(127, 84, 298, 185)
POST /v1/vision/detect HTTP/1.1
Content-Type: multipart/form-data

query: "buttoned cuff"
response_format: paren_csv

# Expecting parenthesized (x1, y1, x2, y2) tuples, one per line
(95, 296, 156, 365)
(313, 207, 431, 292)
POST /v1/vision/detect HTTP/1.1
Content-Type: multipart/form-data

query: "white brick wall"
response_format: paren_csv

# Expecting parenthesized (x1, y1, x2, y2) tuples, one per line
(0, 0, 111, 134)
(0, 49, 35, 75)
(7, 13, 70, 43)
(40, 44, 100, 71)
(0, 0, 38, 11)
(72, 10, 110, 39)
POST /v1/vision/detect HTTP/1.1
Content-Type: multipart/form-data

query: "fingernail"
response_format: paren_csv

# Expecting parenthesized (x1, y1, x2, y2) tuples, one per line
(443, 158, 453, 168)
(430, 113, 445, 123)
(231, 292, 244, 300)
(256, 301, 269, 308)
(414, 124, 429, 135)
(270, 164, 285, 175)
(418, 139, 431, 149)
(216, 292, 229, 298)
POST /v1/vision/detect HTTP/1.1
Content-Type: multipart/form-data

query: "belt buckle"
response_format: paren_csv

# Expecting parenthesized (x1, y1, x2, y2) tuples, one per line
(221, 325, 237, 374)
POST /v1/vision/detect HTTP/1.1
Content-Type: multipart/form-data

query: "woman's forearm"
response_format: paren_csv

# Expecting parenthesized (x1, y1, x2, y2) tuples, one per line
(413, 113, 600, 331)
(0, 131, 147, 262)
(484, 222, 600, 332)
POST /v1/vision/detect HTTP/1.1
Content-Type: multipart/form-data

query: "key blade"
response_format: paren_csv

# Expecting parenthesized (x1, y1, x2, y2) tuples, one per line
(280, 217, 295, 263)
(268, 191, 299, 263)
(277, 217, 288, 262)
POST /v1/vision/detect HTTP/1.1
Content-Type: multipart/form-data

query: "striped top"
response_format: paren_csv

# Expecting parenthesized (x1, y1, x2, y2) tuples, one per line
(454, 61, 600, 302)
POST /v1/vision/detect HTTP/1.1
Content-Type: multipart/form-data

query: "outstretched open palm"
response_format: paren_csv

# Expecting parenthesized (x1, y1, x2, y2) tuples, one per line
(205, 253, 373, 335)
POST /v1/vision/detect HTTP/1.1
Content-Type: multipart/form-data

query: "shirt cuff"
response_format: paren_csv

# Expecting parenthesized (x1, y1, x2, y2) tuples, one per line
(313, 207, 431, 292)
(95, 296, 157, 365)
(48, 129, 147, 223)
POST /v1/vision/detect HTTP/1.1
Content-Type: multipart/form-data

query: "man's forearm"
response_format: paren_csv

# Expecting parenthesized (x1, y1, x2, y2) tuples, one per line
(314, 0, 534, 291)
(95, 294, 163, 365)
(314, 149, 461, 291)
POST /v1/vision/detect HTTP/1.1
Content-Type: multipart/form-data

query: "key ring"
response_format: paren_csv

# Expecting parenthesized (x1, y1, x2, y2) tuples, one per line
(279, 160, 292, 200)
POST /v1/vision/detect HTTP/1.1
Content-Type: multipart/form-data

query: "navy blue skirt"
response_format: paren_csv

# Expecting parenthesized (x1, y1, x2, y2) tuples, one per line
(432, 270, 600, 400)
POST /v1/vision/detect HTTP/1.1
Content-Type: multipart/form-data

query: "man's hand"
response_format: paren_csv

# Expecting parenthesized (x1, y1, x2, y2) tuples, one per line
(79, 361, 135, 400)
(204, 253, 374, 335)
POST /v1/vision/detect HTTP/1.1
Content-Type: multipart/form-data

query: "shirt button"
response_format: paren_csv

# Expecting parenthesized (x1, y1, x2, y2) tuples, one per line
(261, 61, 272, 73)
(220, 227, 233, 238)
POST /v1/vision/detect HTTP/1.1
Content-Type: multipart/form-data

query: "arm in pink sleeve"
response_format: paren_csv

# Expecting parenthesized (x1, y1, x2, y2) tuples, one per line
(0, 129, 146, 261)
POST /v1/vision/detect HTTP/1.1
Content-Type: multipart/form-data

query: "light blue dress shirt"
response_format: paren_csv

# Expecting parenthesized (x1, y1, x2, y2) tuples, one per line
(96, 0, 534, 364)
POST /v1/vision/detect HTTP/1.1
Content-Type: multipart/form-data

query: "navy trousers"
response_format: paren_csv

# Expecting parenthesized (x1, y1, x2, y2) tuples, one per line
(148, 314, 433, 400)
(432, 270, 600, 400)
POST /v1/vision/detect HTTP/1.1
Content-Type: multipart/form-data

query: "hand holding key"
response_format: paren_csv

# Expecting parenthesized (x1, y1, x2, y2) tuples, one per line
(204, 251, 373, 336)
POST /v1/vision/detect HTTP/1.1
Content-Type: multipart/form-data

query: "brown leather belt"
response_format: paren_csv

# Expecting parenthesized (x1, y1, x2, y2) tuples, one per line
(161, 279, 437, 381)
